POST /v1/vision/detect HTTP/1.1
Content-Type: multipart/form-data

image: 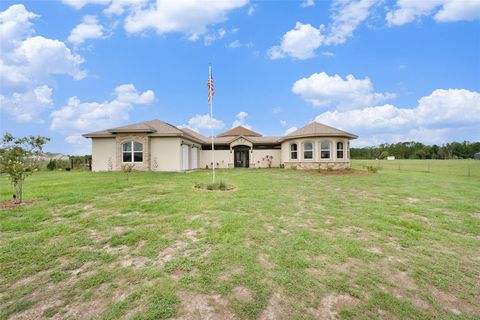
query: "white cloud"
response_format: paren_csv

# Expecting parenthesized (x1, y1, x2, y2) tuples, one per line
(314, 89, 480, 145)
(268, 0, 378, 60)
(232, 111, 251, 129)
(103, 0, 147, 15)
(325, 0, 378, 45)
(292, 72, 395, 110)
(62, 0, 110, 10)
(280, 120, 287, 126)
(268, 22, 325, 60)
(301, 0, 315, 8)
(321, 51, 335, 57)
(68, 15, 105, 45)
(386, 0, 480, 26)
(203, 28, 227, 46)
(0, 4, 86, 123)
(186, 113, 225, 131)
(124, 0, 248, 40)
(248, 6, 254, 16)
(50, 83, 154, 133)
(285, 126, 298, 135)
(227, 39, 242, 48)
(0, 85, 53, 123)
(272, 107, 281, 114)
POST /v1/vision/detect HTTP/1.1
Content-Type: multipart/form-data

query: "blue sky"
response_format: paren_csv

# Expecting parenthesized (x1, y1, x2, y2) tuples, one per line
(0, 0, 479, 154)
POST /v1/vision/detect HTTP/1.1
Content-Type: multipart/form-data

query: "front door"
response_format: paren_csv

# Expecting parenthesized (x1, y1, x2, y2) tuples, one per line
(234, 149, 249, 168)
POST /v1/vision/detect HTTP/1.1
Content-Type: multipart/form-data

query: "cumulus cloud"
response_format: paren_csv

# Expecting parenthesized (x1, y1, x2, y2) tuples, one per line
(0, 85, 53, 123)
(0, 4, 86, 123)
(302, 0, 315, 8)
(227, 39, 242, 48)
(314, 89, 480, 146)
(50, 83, 154, 133)
(292, 72, 395, 110)
(268, 0, 378, 59)
(203, 28, 227, 46)
(103, 0, 148, 15)
(232, 111, 251, 129)
(386, 0, 480, 26)
(285, 126, 298, 135)
(247, 6, 254, 16)
(268, 22, 325, 60)
(61, 0, 110, 10)
(185, 113, 225, 131)
(280, 120, 287, 126)
(123, 0, 248, 40)
(326, 0, 378, 45)
(68, 15, 105, 45)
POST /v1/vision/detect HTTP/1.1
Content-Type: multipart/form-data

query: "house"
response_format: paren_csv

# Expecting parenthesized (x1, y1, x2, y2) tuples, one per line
(475, 152, 480, 160)
(82, 119, 358, 172)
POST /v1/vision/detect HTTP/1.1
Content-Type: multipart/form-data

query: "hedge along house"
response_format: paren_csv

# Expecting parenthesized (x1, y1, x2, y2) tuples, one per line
(82, 119, 357, 172)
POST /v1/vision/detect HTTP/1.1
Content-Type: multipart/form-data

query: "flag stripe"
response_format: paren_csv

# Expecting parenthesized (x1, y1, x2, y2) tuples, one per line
(208, 69, 214, 104)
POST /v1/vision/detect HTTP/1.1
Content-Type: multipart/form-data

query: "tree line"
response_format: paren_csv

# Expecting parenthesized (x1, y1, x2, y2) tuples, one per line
(351, 141, 480, 160)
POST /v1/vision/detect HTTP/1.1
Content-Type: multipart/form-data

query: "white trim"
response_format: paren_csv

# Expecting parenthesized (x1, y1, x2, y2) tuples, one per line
(121, 140, 144, 163)
(320, 140, 331, 160)
(302, 141, 314, 160)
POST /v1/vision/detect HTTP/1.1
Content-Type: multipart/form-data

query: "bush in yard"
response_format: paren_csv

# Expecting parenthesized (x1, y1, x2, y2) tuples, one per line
(46, 159, 56, 171)
(121, 163, 135, 181)
(0, 133, 50, 203)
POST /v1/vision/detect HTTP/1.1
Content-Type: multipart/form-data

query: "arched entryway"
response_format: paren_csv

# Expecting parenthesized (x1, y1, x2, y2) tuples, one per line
(233, 145, 250, 168)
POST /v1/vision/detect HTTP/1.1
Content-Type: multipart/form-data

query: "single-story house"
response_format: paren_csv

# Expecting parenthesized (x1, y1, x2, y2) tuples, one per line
(82, 119, 358, 172)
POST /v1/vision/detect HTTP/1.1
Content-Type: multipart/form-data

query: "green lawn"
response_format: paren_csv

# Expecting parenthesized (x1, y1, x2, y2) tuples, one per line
(0, 161, 479, 319)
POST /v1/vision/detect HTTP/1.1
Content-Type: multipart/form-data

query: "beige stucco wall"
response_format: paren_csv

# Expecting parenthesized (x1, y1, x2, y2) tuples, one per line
(199, 150, 232, 169)
(281, 137, 351, 169)
(91, 138, 116, 172)
(250, 149, 281, 168)
(150, 137, 182, 171)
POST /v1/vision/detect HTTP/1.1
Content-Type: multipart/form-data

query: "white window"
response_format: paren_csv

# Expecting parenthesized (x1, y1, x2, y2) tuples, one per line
(320, 141, 331, 159)
(337, 141, 344, 159)
(122, 141, 143, 163)
(303, 142, 313, 160)
(290, 143, 298, 160)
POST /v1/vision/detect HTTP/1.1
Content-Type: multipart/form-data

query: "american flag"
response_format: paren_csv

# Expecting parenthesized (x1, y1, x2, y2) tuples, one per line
(207, 66, 214, 104)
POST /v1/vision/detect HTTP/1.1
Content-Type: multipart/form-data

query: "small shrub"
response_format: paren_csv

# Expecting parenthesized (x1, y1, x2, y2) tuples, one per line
(46, 159, 56, 171)
(327, 165, 334, 171)
(121, 163, 135, 181)
(196, 179, 233, 191)
(366, 165, 378, 173)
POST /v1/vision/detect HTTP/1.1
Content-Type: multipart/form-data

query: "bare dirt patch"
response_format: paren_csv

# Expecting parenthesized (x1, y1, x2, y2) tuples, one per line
(175, 291, 235, 320)
(218, 267, 243, 281)
(0, 200, 35, 210)
(319, 170, 373, 175)
(258, 253, 274, 270)
(232, 286, 253, 302)
(260, 293, 287, 320)
(365, 246, 383, 254)
(406, 197, 420, 204)
(310, 293, 359, 319)
(428, 286, 478, 315)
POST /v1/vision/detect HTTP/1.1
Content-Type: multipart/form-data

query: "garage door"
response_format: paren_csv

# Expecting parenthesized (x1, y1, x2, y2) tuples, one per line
(181, 144, 189, 170)
(190, 146, 198, 169)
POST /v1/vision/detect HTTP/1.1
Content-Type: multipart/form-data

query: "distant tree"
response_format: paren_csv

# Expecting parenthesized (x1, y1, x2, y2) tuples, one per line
(0, 133, 50, 203)
(379, 150, 389, 159)
(46, 159, 57, 170)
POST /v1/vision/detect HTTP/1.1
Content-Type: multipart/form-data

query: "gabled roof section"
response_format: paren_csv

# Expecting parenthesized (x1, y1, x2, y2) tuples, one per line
(179, 127, 208, 143)
(217, 126, 262, 137)
(280, 122, 358, 141)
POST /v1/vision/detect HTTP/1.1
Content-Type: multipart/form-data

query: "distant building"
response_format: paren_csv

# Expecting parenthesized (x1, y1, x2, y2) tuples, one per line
(475, 152, 480, 160)
(387, 156, 395, 160)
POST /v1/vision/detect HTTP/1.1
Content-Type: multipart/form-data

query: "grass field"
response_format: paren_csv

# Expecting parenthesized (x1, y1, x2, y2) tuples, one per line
(0, 160, 479, 319)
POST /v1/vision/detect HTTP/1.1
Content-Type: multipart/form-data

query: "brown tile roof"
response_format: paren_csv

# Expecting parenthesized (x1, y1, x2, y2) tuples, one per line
(280, 122, 358, 141)
(179, 127, 208, 143)
(217, 126, 262, 137)
(82, 119, 357, 144)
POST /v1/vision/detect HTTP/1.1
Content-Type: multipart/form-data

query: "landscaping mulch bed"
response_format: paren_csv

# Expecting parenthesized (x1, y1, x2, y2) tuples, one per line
(0, 200, 35, 210)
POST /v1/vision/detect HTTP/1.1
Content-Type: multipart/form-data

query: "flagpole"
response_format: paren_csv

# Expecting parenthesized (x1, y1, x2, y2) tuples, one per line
(209, 64, 215, 183)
